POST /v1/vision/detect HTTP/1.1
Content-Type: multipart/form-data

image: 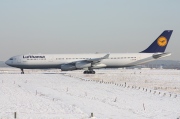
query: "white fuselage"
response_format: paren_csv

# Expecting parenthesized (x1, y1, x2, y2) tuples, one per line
(5, 53, 167, 70)
(5, 30, 173, 73)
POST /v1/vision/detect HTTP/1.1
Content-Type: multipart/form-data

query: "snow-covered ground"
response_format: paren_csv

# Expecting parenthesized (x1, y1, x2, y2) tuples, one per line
(69, 69, 180, 94)
(0, 68, 180, 119)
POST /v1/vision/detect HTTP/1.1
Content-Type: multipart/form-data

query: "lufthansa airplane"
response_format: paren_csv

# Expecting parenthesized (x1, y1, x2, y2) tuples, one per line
(6, 30, 173, 74)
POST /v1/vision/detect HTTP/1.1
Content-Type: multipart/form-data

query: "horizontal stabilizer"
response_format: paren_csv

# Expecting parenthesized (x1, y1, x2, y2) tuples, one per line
(152, 52, 171, 59)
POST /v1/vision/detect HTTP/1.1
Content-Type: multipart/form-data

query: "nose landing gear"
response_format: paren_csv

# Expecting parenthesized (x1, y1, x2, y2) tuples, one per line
(21, 69, 24, 74)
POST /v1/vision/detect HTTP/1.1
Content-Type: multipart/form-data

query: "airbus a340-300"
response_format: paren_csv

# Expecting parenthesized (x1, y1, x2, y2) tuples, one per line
(6, 30, 173, 74)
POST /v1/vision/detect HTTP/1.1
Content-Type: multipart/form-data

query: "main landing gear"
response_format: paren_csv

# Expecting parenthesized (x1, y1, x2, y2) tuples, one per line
(21, 69, 24, 74)
(83, 70, 95, 74)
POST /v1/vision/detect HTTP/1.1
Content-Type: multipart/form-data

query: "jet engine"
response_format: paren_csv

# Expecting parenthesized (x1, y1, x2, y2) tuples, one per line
(75, 62, 91, 69)
(92, 63, 106, 69)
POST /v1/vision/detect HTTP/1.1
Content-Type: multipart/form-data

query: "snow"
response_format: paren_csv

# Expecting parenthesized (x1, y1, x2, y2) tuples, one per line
(0, 68, 180, 119)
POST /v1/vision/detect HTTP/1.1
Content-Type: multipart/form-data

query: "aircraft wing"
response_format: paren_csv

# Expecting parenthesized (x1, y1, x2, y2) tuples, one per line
(61, 54, 109, 71)
(64, 54, 109, 65)
(87, 54, 109, 63)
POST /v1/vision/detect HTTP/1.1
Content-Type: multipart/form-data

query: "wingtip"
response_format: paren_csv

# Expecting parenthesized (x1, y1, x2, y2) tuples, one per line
(104, 54, 110, 59)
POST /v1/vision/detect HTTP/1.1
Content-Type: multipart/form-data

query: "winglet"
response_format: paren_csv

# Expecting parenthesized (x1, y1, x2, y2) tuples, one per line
(103, 54, 110, 59)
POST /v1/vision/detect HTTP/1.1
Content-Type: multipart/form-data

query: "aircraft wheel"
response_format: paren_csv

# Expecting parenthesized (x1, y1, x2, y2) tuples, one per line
(83, 70, 95, 74)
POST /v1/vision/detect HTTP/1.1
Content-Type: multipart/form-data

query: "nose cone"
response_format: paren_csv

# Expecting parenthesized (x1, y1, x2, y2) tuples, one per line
(5, 60, 10, 66)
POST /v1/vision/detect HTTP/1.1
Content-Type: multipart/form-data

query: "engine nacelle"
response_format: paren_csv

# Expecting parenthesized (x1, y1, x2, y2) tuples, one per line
(92, 63, 106, 69)
(61, 64, 76, 71)
(75, 62, 91, 69)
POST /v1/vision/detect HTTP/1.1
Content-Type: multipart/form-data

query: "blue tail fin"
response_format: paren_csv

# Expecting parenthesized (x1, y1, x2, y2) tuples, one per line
(141, 30, 173, 53)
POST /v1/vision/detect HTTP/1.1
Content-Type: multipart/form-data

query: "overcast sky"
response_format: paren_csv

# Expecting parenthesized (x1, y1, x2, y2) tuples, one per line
(0, 0, 180, 61)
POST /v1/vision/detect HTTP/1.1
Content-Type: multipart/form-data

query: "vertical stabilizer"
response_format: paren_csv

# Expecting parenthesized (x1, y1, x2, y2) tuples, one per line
(141, 30, 173, 53)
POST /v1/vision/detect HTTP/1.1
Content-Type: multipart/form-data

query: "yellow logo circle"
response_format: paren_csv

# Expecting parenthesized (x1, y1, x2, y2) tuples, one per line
(157, 36, 167, 47)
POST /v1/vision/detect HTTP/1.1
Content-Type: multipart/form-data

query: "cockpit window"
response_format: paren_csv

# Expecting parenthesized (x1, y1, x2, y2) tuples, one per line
(9, 58, 13, 60)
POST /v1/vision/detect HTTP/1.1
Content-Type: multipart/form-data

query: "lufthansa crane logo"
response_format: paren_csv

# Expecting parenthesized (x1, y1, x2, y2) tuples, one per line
(157, 36, 167, 47)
